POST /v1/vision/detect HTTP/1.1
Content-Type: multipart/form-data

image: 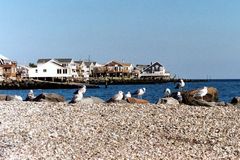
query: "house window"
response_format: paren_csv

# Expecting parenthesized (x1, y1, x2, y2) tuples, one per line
(35, 69, 38, 73)
(43, 69, 47, 72)
(57, 69, 62, 74)
(63, 69, 67, 74)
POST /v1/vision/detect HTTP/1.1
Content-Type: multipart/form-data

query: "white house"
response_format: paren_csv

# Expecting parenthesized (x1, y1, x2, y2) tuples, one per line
(75, 61, 101, 80)
(138, 62, 171, 79)
(28, 58, 78, 79)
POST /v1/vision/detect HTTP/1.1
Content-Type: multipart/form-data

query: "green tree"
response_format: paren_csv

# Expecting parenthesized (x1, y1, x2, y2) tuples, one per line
(29, 63, 37, 67)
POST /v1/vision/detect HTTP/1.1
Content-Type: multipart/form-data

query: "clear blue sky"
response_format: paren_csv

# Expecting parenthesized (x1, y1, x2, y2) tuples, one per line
(0, 0, 240, 79)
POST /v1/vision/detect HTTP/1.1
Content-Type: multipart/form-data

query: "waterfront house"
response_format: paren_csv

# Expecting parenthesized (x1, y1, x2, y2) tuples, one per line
(137, 62, 171, 79)
(17, 65, 29, 79)
(93, 60, 134, 77)
(75, 61, 100, 80)
(0, 54, 17, 80)
(28, 58, 78, 81)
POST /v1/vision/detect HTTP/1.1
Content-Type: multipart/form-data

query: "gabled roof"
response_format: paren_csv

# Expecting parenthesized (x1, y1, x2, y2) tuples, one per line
(84, 62, 95, 67)
(105, 60, 132, 67)
(37, 59, 51, 63)
(143, 62, 163, 71)
(74, 60, 83, 64)
(54, 58, 73, 63)
(75, 61, 97, 67)
(51, 61, 64, 67)
(0, 54, 9, 60)
(135, 64, 149, 70)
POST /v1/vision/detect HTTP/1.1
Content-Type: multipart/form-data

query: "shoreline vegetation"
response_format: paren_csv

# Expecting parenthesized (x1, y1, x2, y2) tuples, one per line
(0, 78, 208, 90)
(0, 101, 239, 159)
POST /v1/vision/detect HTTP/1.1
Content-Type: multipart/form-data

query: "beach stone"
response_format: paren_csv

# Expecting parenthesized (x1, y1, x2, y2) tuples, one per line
(33, 93, 65, 102)
(6, 95, 23, 101)
(181, 87, 218, 105)
(190, 99, 216, 107)
(156, 97, 180, 105)
(231, 97, 240, 105)
(106, 99, 128, 104)
(72, 96, 105, 104)
(215, 101, 227, 106)
(0, 94, 7, 101)
(225, 103, 234, 107)
(126, 97, 149, 104)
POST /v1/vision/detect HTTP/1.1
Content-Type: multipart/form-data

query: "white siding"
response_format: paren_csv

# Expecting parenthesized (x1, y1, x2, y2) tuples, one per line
(28, 61, 72, 78)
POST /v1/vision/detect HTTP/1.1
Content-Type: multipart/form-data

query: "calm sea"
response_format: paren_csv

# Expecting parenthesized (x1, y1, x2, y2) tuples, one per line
(0, 80, 239, 103)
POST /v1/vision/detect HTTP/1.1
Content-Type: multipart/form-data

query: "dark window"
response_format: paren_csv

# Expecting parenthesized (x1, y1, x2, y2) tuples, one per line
(57, 69, 62, 74)
(63, 69, 67, 74)
(43, 69, 47, 72)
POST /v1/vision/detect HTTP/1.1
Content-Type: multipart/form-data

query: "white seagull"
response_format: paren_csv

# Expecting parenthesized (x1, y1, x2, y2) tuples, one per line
(193, 86, 208, 100)
(70, 90, 83, 103)
(26, 90, 35, 101)
(14, 95, 23, 101)
(124, 91, 131, 99)
(74, 85, 87, 94)
(175, 79, 185, 90)
(133, 88, 146, 99)
(111, 91, 124, 101)
(164, 88, 171, 97)
(176, 92, 183, 103)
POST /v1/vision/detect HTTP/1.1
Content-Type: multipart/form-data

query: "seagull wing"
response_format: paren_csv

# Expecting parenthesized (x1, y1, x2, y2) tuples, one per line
(131, 89, 139, 95)
(175, 83, 180, 89)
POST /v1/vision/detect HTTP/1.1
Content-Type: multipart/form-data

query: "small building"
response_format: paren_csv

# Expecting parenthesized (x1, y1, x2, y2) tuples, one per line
(75, 61, 99, 80)
(17, 65, 31, 79)
(93, 60, 134, 77)
(28, 58, 78, 81)
(137, 62, 171, 79)
(0, 54, 17, 80)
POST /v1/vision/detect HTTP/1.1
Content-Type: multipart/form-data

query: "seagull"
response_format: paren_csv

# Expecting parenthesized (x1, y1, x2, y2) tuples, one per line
(176, 92, 183, 103)
(124, 91, 131, 99)
(69, 90, 83, 103)
(25, 90, 35, 101)
(193, 86, 208, 100)
(107, 91, 124, 102)
(14, 95, 23, 101)
(175, 79, 185, 90)
(164, 88, 171, 97)
(112, 91, 124, 101)
(74, 85, 86, 94)
(132, 88, 146, 99)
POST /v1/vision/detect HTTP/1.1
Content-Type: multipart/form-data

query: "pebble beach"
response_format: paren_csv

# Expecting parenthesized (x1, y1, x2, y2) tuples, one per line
(0, 101, 240, 159)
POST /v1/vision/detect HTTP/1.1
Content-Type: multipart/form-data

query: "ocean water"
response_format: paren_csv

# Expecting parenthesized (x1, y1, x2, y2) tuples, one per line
(0, 80, 240, 103)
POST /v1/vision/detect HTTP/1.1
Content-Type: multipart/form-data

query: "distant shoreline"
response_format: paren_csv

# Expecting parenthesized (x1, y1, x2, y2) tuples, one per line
(1, 78, 240, 90)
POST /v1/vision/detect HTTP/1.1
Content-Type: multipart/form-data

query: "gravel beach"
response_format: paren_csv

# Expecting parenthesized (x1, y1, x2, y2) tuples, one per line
(0, 101, 239, 159)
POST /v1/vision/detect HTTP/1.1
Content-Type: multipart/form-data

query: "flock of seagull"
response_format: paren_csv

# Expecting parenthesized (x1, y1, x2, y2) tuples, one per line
(22, 79, 209, 103)
(67, 79, 208, 103)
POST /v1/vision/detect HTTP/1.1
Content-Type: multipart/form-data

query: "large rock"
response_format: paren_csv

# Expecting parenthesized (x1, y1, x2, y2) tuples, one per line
(6, 95, 23, 101)
(181, 87, 218, 105)
(231, 97, 240, 105)
(33, 93, 65, 102)
(126, 97, 149, 104)
(190, 99, 216, 107)
(156, 97, 180, 105)
(71, 96, 105, 104)
(0, 94, 7, 101)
